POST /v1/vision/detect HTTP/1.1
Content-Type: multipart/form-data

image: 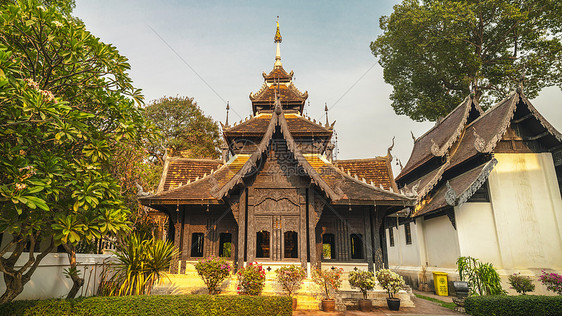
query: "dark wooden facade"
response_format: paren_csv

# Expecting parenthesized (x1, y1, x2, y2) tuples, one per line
(140, 25, 415, 272)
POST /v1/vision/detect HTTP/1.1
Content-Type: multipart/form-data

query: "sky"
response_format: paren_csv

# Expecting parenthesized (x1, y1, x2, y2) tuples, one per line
(74, 0, 562, 175)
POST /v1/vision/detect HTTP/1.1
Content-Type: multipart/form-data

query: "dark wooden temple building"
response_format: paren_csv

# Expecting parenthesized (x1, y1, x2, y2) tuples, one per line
(140, 23, 415, 272)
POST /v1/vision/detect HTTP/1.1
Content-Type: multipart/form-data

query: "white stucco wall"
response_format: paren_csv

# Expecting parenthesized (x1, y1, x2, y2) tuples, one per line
(0, 253, 111, 300)
(423, 215, 460, 268)
(455, 202, 503, 266)
(487, 153, 562, 270)
(387, 220, 421, 267)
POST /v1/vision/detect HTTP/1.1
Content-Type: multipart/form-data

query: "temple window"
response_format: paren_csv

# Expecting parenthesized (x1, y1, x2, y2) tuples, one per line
(284, 231, 298, 258)
(191, 233, 204, 257)
(219, 233, 232, 257)
(322, 233, 336, 259)
(256, 230, 270, 258)
(389, 228, 395, 247)
(350, 234, 364, 259)
(405, 222, 412, 245)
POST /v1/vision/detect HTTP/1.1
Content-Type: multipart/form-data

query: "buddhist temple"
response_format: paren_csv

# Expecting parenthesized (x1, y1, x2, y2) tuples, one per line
(139, 21, 415, 273)
(388, 89, 562, 294)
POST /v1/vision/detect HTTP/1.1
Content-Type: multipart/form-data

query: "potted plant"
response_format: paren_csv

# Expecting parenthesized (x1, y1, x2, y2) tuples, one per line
(194, 256, 232, 294)
(376, 269, 405, 311)
(275, 265, 307, 310)
(348, 269, 376, 311)
(237, 262, 266, 295)
(312, 267, 343, 312)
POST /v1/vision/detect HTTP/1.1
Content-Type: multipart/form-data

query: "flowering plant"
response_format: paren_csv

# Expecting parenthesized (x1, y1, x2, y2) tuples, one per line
(194, 256, 231, 294)
(275, 265, 306, 297)
(376, 269, 405, 299)
(508, 273, 535, 295)
(539, 270, 562, 295)
(237, 262, 266, 295)
(312, 267, 343, 299)
(349, 270, 376, 299)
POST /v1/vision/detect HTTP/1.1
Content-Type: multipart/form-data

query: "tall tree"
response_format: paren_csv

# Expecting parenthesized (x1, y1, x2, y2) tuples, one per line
(0, 1, 148, 302)
(144, 96, 221, 163)
(371, 0, 562, 121)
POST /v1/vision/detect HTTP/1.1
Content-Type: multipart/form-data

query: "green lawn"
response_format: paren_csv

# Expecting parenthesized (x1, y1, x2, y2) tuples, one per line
(414, 293, 457, 310)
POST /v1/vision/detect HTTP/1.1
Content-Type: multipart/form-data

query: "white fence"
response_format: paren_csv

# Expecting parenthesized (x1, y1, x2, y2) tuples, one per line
(0, 253, 113, 300)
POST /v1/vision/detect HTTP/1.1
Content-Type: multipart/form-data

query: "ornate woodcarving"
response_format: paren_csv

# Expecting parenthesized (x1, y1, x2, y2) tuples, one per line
(283, 216, 300, 232)
(255, 198, 298, 213)
(255, 216, 272, 232)
(254, 188, 299, 205)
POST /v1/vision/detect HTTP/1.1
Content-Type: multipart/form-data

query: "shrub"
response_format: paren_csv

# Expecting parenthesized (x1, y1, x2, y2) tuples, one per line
(194, 257, 232, 294)
(0, 295, 293, 316)
(508, 273, 535, 295)
(457, 256, 505, 296)
(311, 267, 343, 299)
(100, 234, 178, 296)
(237, 262, 266, 295)
(376, 269, 405, 299)
(539, 270, 562, 295)
(348, 270, 376, 299)
(275, 265, 306, 297)
(465, 295, 562, 316)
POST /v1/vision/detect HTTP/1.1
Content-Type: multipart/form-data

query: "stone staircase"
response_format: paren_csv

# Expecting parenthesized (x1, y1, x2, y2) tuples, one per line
(152, 262, 414, 311)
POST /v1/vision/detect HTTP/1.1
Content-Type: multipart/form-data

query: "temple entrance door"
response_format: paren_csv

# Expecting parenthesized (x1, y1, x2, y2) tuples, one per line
(254, 215, 300, 261)
(250, 188, 304, 262)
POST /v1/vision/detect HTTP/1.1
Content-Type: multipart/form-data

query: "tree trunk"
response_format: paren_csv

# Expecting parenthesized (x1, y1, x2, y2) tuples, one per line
(63, 243, 84, 299)
(0, 272, 25, 304)
(0, 234, 54, 304)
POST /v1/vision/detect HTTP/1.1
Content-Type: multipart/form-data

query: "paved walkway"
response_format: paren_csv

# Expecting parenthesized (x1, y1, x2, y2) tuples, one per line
(294, 292, 464, 315)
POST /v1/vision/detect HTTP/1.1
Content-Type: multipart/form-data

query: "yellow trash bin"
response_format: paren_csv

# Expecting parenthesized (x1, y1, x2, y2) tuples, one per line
(433, 272, 448, 296)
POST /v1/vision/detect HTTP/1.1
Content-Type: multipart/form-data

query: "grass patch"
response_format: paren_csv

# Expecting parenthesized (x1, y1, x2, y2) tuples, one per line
(414, 293, 456, 310)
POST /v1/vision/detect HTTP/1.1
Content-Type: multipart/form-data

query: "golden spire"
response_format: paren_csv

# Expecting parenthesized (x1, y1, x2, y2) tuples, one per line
(274, 16, 282, 68)
(274, 16, 282, 43)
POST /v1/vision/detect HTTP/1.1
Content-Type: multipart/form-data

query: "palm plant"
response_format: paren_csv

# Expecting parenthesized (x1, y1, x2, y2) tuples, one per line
(103, 234, 177, 296)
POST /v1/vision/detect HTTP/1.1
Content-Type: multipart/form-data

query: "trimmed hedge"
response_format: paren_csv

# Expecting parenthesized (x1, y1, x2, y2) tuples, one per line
(0, 295, 293, 316)
(465, 295, 562, 316)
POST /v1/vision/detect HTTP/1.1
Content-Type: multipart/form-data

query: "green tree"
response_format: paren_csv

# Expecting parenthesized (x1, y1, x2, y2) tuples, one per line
(371, 0, 562, 121)
(0, 1, 148, 302)
(144, 96, 220, 163)
(0, 0, 75, 16)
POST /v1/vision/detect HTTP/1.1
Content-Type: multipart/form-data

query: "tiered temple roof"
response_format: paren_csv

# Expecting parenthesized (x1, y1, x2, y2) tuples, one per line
(397, 89, 562, 217)
(140, 21, 415, 210)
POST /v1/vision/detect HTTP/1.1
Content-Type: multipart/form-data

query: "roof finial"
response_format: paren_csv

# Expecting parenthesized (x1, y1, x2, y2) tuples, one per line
(225, 101, 230, 126)
(274, 16, 282, 68)
(325, 103, 329, 126)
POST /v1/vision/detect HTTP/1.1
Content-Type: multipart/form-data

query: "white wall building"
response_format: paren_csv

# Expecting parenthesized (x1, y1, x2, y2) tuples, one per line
(390, 90, 562, 295)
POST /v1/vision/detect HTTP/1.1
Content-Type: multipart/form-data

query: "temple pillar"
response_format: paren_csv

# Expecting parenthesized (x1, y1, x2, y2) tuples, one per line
(307, 189, 319, 268)
(364, 207, 374, 272)
(237, 190, 247, 270)
(170, 208, 182, 273)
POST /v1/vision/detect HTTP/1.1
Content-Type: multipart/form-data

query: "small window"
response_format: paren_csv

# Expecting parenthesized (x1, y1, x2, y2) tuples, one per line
(389, 228, 395, 247)
(191, 233, 205, 257)
(219, 233, 232, 257)
(256, 230, 270, 258)
(350, 234, 364, 259)
(322, 233, 336, 259)
(284, 231, 298, 258)
(405, 222, 412, 245)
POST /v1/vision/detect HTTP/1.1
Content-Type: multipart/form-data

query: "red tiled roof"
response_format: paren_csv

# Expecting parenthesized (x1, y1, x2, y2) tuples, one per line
(160, 158, 223, 192)
(335, 158, 397, 191)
